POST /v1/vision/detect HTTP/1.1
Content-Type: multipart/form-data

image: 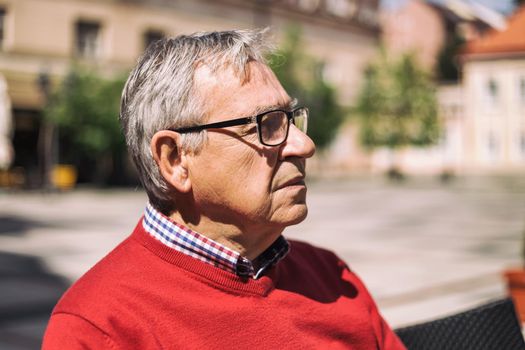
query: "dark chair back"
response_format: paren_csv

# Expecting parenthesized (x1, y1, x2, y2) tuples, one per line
(395, 298, 525, 350)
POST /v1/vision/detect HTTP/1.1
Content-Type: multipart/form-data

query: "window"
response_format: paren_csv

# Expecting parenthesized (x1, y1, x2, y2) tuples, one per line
(0, 8, 6, 50)
(486, 78, 499, 108)
(520, 133, 525, 156)
(144, 29, 164, 50)
(518, 76, 525, 107)
(487, 132, 499, 158)
(75, 20, 101, 58)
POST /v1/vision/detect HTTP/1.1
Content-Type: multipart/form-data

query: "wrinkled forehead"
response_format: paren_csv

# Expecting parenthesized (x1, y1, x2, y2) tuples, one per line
(194, 61, 292, 121)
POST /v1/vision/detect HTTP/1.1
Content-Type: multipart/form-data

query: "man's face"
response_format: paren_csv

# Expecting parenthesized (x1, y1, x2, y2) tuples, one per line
(186, 61, 316, 238)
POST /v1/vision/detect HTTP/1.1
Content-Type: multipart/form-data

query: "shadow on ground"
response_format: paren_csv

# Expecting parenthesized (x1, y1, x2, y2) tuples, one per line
(0, 251, 69, 350)
(0, 215, 51, 236)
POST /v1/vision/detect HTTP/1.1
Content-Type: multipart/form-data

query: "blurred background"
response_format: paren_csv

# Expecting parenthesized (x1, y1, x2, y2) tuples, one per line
(1, 0, 525, 348)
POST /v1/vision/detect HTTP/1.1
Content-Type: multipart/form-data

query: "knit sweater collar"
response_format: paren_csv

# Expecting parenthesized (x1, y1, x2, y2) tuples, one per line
(142, 203, 289, 279)
(131, 218, 282, 296)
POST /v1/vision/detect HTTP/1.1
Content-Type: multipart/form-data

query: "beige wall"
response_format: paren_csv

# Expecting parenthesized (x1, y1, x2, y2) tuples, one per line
(0, 0, 379, 109)
(463, 57, 525, 170)
(381, 0, 446, 71)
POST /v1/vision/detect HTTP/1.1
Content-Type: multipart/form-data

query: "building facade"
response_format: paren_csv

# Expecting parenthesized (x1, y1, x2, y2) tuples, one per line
(461, 5, 525, 172)
(346, 0, 519, 176)
(0, 0, 380, 186)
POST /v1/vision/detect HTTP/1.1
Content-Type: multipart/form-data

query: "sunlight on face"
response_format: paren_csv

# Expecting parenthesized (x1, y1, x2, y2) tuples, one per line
(187, 61, 316, 239)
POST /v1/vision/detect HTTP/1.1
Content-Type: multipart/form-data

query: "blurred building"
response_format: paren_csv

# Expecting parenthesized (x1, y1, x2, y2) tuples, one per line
(381, 0, 446, 72)
(385, 1, 525, 175)
(461, 5, 525, 172)
(326, 0, 507, 174)
(0, 0, 380, 187)
(381, 0, 505, 75)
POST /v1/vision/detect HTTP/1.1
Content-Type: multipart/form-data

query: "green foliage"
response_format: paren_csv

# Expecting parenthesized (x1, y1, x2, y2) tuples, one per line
(356, 51, 440, 150)
(45, 68, 126, 160)
(43, 67, 128, 184)
(269, 26, 343, 149)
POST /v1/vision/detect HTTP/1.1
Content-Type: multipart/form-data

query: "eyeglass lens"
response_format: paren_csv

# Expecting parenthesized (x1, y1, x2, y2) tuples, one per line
(259, 109, 307, 146)
(260, 111, 288, 145)
(293, 108, 308, 134)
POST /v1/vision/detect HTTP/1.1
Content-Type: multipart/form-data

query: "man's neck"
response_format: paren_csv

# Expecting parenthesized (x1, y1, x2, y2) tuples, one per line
(168, 210, 283, 261)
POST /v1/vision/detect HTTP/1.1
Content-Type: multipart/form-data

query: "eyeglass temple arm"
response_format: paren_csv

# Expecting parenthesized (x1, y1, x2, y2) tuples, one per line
(172, 116, 255, 133)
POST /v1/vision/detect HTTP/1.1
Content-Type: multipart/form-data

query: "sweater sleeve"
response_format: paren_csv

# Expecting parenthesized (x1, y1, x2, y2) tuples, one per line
(339, 261, 407, 350)
(42, 313, 118, 350)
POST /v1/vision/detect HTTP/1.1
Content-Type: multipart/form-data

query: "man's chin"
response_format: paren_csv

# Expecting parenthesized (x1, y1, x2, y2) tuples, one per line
(281, 205, 308, 227)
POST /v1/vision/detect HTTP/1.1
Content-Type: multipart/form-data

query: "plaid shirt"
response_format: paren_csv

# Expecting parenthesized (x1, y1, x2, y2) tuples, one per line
(142, 203, 289, 279)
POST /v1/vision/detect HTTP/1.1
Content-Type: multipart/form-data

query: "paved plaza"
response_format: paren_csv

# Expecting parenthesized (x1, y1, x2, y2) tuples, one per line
(0, 175, 524, 349)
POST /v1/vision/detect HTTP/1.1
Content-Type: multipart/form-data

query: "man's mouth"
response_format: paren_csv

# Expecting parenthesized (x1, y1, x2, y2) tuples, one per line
(277, 175, 306, 190)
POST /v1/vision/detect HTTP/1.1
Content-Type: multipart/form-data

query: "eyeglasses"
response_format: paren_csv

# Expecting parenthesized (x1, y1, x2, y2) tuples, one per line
(170, 107, 308, 147)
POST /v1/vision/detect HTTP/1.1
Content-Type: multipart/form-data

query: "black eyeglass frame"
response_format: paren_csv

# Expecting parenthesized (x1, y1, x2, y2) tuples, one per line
(169, 106, 308, 147)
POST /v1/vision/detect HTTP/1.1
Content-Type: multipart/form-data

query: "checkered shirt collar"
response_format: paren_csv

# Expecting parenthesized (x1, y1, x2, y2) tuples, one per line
(142, 203, 289, 279)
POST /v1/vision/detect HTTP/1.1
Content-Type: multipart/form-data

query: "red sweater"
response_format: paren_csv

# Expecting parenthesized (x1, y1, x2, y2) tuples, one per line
(43, 220, 406, 349)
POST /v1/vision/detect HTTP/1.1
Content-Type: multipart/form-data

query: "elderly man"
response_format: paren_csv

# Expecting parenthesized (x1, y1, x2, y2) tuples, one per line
(43, 29, 405, 349)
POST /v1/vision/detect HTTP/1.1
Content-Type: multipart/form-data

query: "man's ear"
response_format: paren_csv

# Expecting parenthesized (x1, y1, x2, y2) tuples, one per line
(150, 131, 192, 193)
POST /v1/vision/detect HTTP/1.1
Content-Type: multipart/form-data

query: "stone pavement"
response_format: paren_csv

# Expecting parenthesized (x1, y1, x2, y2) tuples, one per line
(0, 176, 524, 349)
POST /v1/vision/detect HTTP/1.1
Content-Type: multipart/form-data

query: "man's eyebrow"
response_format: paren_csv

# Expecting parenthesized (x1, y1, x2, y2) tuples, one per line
(252, 98, 298, 116)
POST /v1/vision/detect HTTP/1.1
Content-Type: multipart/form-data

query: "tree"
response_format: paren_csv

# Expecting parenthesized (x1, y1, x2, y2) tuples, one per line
(269, 26, 343, 150)
(356, 51, 440, 170)
(44, 67, 128, 184)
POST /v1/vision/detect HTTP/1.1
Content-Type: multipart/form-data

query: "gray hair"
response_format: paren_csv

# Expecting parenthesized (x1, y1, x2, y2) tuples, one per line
(120, 29, 272, 213)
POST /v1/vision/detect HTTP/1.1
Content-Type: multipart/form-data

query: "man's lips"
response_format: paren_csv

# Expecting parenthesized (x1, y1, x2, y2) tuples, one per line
(276, 175, 306, 190)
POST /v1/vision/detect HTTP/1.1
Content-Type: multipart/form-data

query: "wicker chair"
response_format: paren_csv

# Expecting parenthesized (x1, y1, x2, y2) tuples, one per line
(395, 298, 525, 350)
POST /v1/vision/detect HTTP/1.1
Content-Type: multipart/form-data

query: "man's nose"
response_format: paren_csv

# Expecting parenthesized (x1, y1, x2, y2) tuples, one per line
(279, 124, 316, 159)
